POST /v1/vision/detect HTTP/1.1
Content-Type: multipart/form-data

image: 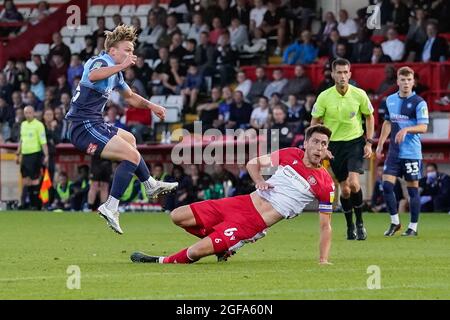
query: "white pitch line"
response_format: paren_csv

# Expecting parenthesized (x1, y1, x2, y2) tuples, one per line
(1, 265, 450, 283)
(100, 284, 450, 300)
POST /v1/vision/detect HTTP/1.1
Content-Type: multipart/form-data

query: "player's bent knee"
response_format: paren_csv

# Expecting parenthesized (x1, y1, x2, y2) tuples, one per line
(341, 187, 351, 198)
(170, 205, 191, 227)
(125, 149, 141, 165)
(349, 182, 360, 192)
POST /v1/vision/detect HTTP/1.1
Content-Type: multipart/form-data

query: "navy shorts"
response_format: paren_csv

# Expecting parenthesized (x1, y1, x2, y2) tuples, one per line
(69, 120, 118, 156)
(383, 157, 422, 181)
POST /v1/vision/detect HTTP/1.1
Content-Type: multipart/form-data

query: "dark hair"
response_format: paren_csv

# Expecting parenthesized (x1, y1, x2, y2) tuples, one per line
(187, 38, 197, 46)
(305, 125, 332, 141)
(331, 58, 351, 71)
(426, 162, 438, 170)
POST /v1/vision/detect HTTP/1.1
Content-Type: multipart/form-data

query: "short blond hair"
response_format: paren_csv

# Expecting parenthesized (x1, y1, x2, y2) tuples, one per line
(397, 66, 414, 78)
(104, 24, 137, 52)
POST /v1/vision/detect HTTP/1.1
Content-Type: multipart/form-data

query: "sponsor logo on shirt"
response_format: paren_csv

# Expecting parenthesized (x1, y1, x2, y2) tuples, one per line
(92, 61, 103, 70)
(281, 165, 310, 190)
(330, 191, 335, 203)
(390, 113, 410, 121)
(307, 175, 317, 185)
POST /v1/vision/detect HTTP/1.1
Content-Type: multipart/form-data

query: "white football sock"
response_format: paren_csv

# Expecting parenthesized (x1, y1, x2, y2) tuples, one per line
(104, 195, 119, 211)
(408, 222, 418, 232)
(390, 214, 400, 225)
(143, 176, 158, 191)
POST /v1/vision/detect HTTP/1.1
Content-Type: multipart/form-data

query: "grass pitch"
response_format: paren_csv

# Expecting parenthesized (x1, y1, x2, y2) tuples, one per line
(0, 211, 449, 300)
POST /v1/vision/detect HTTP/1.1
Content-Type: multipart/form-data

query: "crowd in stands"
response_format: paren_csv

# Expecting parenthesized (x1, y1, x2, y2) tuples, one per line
(1, 0, 450, 212)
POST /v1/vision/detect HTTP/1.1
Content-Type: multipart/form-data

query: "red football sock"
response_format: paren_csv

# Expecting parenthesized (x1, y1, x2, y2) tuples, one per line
(163, 248, 195, 264)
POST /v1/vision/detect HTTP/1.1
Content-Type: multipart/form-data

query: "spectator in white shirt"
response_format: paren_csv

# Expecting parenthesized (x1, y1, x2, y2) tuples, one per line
(234, 71, 252, 100)
(381, 27, 405, 61)
(187, 12, 209, 44)
(137, 12, 165, 58)
(250, 95, 270, 130)
(250, 0, 267, 35)
(242, 27, 267, 54)
(337, 10, 358, 43)
(229, 18, 249, 51)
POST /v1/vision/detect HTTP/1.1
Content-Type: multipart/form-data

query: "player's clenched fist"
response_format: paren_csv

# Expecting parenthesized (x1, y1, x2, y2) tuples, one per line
(152, 104, 166, 120)
(121, 55, 137, 69)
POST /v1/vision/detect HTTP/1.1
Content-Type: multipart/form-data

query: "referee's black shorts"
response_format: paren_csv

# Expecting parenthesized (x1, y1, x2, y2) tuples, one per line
(20, 151, 43, 180)
(328, 136, 365, 183)
(90, 156, 112, 183)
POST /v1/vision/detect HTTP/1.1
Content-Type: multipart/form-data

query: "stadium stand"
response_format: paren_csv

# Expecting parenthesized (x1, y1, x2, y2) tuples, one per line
(0, 0, 449, 211)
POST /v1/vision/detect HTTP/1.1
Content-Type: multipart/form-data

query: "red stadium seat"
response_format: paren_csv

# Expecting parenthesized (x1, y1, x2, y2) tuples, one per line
(125, 107, 152, 126)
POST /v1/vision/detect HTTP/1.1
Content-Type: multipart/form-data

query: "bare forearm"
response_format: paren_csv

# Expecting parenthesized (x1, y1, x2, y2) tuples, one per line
(319, 226, 332, 262)
(365, 114, 375, 140)
(42, 144, 49, 157)
(88, 65, 124, 82)
(378, 120, 391, 146)
(126, 93, 152, 110)
(405, 124, 428, 134)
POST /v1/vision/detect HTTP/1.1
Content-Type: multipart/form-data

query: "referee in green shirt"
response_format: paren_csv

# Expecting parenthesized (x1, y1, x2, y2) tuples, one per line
(311, 58, 374, 240)
(16, 106, 49, 209)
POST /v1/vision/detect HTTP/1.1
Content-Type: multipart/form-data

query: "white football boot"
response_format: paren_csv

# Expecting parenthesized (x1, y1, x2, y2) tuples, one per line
(98, 203, 123, 235)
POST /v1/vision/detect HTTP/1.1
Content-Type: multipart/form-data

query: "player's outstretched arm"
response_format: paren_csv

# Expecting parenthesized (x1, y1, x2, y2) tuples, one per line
(319, 212, 332, 265)
(246, 154, 274, 190)
(88, 55, 137, 82)
(122, 88, 166, 121)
